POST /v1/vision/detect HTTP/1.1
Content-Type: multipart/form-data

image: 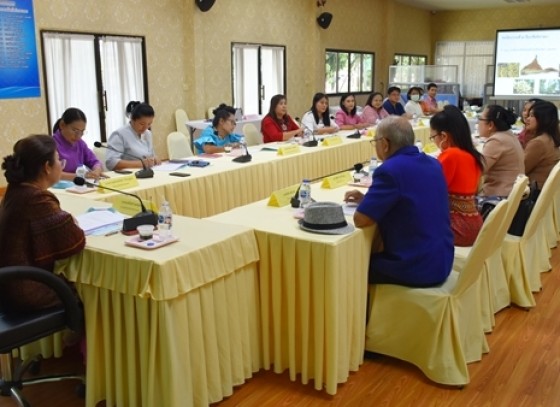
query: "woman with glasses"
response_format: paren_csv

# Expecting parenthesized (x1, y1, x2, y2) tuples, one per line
(53, 107, 105, 180)
(0, 134, 85, 311)
(106, 101, 161, 171)
(477, 105, 524, 196)
(194, 103, 243, 154)
(430, 105, 484, 246)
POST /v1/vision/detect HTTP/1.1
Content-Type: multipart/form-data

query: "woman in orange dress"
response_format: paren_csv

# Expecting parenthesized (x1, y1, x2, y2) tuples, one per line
(430, 105, 484, 246)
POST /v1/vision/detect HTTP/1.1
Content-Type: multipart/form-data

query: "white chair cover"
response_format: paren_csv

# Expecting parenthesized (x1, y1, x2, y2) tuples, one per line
(166, 131, 194, 160)
(502, 165, 560, 307)
(242, 123, 262, 146)
(365, 201, 507, 385)
(175, 109, 190, 142)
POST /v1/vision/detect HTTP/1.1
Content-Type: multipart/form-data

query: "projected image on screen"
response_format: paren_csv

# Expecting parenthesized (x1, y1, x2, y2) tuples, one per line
(494, 28, 560, 98)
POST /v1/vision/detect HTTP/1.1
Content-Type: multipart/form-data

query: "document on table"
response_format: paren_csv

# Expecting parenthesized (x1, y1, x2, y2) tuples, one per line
(76, 209, 125, 234)
(153, 162, 188, 171)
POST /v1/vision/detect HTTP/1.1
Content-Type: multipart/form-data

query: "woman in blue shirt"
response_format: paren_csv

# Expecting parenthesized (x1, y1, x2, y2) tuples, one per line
(194, 104, 243, 154)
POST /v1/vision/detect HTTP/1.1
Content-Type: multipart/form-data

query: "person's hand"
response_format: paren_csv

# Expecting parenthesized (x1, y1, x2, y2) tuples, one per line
(87, 167, 104, 180)
(344, 189, 364, 204)
(143, 156, 160, 167)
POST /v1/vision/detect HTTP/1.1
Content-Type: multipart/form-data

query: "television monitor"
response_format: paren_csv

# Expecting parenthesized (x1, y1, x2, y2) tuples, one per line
(493, 27, 560, 99)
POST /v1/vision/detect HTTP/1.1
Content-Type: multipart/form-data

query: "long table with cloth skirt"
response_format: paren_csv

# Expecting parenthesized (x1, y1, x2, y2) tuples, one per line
(51, 194, 262, 407)
(52, 126, 430, 219)
(208, 182, 378, 395)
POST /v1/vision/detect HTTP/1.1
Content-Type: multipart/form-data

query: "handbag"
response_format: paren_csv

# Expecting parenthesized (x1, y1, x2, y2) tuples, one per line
(507, 182, 540, 236)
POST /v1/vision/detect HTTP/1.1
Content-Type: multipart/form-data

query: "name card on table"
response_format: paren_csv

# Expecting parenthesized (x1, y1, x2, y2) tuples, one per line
(112, 195, 156, 217)
(267, 184, 299, 207)
(321, 135, 343, 147)
(321, 171, 352, 189)
(277, 144, 301, 156)
(97, 174, 139, 193)
(366, 128, 376, 138)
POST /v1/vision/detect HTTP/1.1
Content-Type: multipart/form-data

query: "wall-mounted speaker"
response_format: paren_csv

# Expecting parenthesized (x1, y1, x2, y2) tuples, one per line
(195, 0, 215, 12)
(317, 12, 333, 29)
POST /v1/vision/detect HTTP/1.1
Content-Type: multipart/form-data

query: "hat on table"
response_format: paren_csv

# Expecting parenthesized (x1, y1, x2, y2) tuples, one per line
(298, 202, 354, 235)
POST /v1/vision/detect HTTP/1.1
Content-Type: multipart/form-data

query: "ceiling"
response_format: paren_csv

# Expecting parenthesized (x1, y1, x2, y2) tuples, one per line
(394, 0, 560, 11)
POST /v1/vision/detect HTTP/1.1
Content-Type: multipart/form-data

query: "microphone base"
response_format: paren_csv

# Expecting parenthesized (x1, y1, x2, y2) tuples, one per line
(290, 197, 301, 208)
(302, 140, 318, 147)
(122, 212, 158, 232)
(232, 154, 252, 163)
(135, 169, 155, 179)
(346, 132, 361, 139)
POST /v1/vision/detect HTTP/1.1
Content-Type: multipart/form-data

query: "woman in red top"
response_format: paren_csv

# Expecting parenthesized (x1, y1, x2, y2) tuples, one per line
(261, 94, 303, 143)
(430, 105, 484, 246)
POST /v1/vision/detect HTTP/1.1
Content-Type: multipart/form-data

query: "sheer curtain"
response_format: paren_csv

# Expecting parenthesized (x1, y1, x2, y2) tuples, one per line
(42, 32, 100, 147)
(435, 41, 494, 99)
(100, 36, 145, 137)
(260, 47, 284, 113)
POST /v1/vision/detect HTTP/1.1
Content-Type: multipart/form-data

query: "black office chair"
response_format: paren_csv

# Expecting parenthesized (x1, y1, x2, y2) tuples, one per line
(0, 266, 85, 407)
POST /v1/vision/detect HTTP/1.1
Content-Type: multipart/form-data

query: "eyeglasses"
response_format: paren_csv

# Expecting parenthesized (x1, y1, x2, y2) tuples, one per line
(370, 136, 384, 144)
(71, 127, 87, 136)
(59, 159, 67, 170)
(478, 118, 491, 122)
(429, 133, 440, 141)
(227, 118, 237, 126)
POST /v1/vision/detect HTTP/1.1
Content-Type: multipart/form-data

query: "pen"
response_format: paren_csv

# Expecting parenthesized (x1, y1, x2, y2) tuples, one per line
(104, 230, 119, 237)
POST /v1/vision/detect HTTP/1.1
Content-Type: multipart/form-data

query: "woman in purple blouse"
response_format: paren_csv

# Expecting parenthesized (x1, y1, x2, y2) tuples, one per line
(52, 108, 105, 180)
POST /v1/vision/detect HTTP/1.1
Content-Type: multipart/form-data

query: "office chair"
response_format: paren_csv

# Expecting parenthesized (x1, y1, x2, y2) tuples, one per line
(0, 266, 85, 407)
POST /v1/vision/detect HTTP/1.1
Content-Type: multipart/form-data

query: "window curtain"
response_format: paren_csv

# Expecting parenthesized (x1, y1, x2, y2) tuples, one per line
(100, 36, 145, 137)
(42, 32, 100, 147)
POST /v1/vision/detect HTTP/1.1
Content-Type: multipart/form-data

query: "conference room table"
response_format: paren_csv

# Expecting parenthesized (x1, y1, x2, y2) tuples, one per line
(208, 182, 379, 395)
(52, 125, 430, 219)
(54, 194, 262, 407)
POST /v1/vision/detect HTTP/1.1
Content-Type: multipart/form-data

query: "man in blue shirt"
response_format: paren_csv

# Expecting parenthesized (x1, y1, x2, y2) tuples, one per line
(382, 86, 406, 116)
(344, 116, 453, 287)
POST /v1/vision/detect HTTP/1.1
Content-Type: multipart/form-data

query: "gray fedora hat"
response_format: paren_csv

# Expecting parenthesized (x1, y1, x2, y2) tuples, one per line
(298, 201, 355, 235)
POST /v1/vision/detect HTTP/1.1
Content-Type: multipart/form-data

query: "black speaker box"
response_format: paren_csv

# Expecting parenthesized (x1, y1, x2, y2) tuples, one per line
(195, 0, 215, 12)
(317, 12, 333, 29)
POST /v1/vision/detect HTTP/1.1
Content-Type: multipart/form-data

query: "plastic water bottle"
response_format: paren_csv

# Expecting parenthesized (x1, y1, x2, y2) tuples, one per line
(462, 100, 470, 113)
(415, 140, 423, 153)
(158, 200, 173, 239)
(239, 136, 248, 155)
(298, 179, 312, 208)
(75, 164, 87, 190)
(369, 156, 378, 177)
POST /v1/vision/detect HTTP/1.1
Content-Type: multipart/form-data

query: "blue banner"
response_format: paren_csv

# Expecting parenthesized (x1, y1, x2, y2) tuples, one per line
(0, 0, 40, 99)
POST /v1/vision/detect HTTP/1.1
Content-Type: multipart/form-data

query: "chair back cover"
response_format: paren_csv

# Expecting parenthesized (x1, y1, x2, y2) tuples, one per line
(242, 123, 262, 146)
(523, 165, 560, 240)
(175, 109, 190, 141)
(167, 131, 194, 159)
(454, 200, 508, 296)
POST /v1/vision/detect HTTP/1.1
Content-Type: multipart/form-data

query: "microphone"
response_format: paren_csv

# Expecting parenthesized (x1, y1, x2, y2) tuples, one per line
(73, 177, 157, 232)
(300, 119, 318, 148)
(232, 136, 252, 163)
(94, 141, 154, 179)
(290, 161, 369, 208)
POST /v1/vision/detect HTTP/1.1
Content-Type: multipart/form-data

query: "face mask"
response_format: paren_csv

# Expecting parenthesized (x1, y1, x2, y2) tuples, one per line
(411, 94, 420, 102)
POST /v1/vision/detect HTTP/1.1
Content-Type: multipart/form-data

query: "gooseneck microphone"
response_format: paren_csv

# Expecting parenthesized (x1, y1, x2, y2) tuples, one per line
(300, 120, 318, 148)
(290, 161, 369, 208)
(73, 177, 157, 232)
(94, 141, 154, 179)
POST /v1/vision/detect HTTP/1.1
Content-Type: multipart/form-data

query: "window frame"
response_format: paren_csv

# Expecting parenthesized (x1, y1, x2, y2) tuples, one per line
(325, 48, 375, 96)
(393, 53, 427, 66)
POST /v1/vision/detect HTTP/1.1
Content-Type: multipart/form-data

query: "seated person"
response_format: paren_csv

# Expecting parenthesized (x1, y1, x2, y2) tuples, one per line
(335, 93, 369, 130)
(361, 92, 389, 125)
(194, 104, 243, 154)
(382, 86, 407, 117)
(0, 134, 86, 311)
(301, 92, 338, 135)
(53, 107, 105, 180)
(430, 105, 484, 246)
(517, 98, 542, 149)
(524, 100, 560, 191)
(106, 101, 160, 171)
(422, 82, 440, 115)
(404, 87, 425, 118)
(478, 105, 524, 196)
(344, 116, 453, 287)
(261, 94, 303, 143)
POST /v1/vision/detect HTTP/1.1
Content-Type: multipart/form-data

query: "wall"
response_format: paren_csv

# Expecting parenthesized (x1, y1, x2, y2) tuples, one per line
(0, 0, 433, 187)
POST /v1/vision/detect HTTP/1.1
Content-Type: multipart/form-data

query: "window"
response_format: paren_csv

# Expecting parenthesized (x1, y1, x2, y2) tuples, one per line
(325, 49, 374, 95)
(232, 43, 285, 115)
(435, 41, 494, 99)
(41, 31, 147, 146)
(393, 54, 427, 66)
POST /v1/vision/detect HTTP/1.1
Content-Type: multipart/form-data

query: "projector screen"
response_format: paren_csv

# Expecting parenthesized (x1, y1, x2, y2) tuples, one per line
(493, 27, 560, 99)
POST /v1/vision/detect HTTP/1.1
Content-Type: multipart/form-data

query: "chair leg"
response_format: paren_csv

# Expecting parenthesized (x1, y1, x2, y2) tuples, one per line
(9, 386, 30, 407)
